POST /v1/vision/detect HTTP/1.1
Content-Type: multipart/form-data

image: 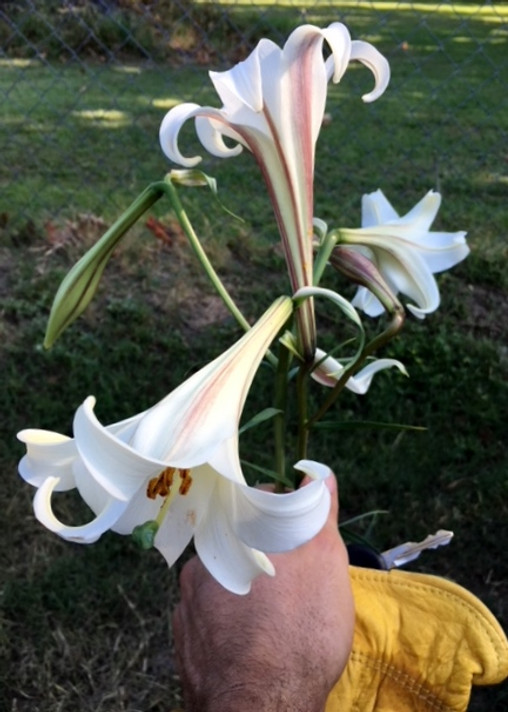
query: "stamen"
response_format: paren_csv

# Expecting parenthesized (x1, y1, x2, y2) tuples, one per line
(148, 467, 195, 529)
(146, 467, 176, 500)
(179, 469, 193, 495)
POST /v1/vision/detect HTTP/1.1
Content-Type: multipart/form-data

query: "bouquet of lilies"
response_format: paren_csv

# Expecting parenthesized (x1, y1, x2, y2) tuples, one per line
(17, 23, 468, 594)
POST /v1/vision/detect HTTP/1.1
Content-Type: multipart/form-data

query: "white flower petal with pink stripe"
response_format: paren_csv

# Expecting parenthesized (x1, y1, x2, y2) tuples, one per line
(18, 298, 332, 594)
(159, 23, 389, 357)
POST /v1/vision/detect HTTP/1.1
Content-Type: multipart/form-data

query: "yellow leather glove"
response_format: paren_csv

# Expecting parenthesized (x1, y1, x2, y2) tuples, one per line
(326, 566, 508, 712)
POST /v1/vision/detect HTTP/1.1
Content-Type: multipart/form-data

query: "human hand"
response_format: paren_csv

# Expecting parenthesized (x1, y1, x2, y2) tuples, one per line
(172, 474, 354, 712)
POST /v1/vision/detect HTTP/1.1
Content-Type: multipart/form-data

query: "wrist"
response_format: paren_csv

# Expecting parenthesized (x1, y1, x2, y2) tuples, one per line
(193, 678, 328, 712)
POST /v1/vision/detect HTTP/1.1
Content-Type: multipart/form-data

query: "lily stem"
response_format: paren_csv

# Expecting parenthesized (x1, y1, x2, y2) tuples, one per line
(308, 305, 405, 426)
(273, 342, 290, 492)
(313, 229, 339, 286)
(295, 359, 311, 487)
(162, 178, 278, 367)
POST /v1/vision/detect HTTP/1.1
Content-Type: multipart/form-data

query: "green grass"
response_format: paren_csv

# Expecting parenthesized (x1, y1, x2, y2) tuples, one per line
(1, 2, 507, 710)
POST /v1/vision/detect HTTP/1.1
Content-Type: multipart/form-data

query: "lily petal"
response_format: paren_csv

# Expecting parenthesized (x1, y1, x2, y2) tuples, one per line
(206, 434, 244, 483)
(18, 430, 77, 491)
(361, 188, 399, 226)
(352, 242, 441, 317)
(152, 466, 217, 566)
(74, 397, 164, 501)
(341, 189, 468, 317)
(312, 348, 408, 393)
(232, 476, 330, 553)
(160, 23, 390, 357)
(130, 296, 292, 466)
(195, 114, 245, 159)
(195, 478, 275, 595)
(294, 459, 332, 480)
(33, 475, 128, 544)
(159, 103, 204, 167)
(209, 39, 266, 113)
(349, 40, 391, 102)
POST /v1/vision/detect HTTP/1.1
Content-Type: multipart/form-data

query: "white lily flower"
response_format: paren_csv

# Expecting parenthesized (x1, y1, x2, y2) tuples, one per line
(340, 190, 469, 318)
(18, 298, 332, 594)
(312, 348, 408, 394)
(159, 23, 390, 356)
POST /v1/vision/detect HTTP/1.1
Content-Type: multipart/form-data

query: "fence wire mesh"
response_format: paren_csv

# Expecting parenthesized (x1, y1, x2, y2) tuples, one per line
(0, 0, 506, 238)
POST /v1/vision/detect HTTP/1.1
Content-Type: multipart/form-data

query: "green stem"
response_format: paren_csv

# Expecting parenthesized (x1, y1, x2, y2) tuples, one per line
(273, 342, 291, 492)
(161, 179, 249, 331)
(313, 229, 339, 286)
(161, 178, 277, 368)
(294, 359, 311, 487)
(308, 306, 405, 426)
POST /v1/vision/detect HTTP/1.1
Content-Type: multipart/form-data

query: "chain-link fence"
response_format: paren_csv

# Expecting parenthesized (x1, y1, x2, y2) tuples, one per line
(0, 0, 507, 238)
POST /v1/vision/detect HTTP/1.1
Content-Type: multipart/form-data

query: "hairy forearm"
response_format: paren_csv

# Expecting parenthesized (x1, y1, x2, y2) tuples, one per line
(185, 679, 329, 712)
(179, 649, 334, 712)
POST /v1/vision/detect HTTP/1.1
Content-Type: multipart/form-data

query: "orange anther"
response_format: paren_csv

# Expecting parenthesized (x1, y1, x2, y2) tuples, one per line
(146, 467, 176, 500)
(179, 469, 193, 495)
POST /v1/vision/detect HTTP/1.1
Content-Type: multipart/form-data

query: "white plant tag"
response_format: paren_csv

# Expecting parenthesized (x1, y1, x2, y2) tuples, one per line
(381, 529, 454, 569)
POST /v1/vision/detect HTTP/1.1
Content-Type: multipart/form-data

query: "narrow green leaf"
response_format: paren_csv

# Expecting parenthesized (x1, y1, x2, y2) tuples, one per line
(341, 510, 389, 527)
(278, 330, 301, 360)
(312, 420, 426, 432)
(239, 407, 283, 435)
(294, 286, 363, 329)
(293, 286, 365, 367)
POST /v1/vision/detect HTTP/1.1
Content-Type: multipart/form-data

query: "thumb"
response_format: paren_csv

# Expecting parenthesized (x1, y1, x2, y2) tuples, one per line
(299, 467, 339, 526)
(323, 471, 339, 525)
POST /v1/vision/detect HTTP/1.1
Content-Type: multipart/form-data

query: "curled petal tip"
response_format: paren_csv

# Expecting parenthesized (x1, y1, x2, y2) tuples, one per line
(159, 103, 204, 167)
(83, 395, 97, 410)
(256, 549, 276, 577)
(33, 476, 126, 544)
(350, 40, 391, 103)
(294, 459, 331, 480)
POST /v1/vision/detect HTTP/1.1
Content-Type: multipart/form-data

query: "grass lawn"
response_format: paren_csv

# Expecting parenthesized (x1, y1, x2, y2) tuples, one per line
(1, 2, 507, 710)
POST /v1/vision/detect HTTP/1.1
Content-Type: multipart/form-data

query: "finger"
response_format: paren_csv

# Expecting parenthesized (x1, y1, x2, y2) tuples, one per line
(172, 604, 183, 645)
(324, 471, 339, 525)
(172, 604, 188, 673)
(299, 471, 339, 525)
(179, 555, 201, 596)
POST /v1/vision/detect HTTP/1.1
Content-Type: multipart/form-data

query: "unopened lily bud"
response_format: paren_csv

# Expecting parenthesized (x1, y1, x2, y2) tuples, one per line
(44, 236, 115, 349)
(44, 183, 164, 348)
(330, 245, 403, 317)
